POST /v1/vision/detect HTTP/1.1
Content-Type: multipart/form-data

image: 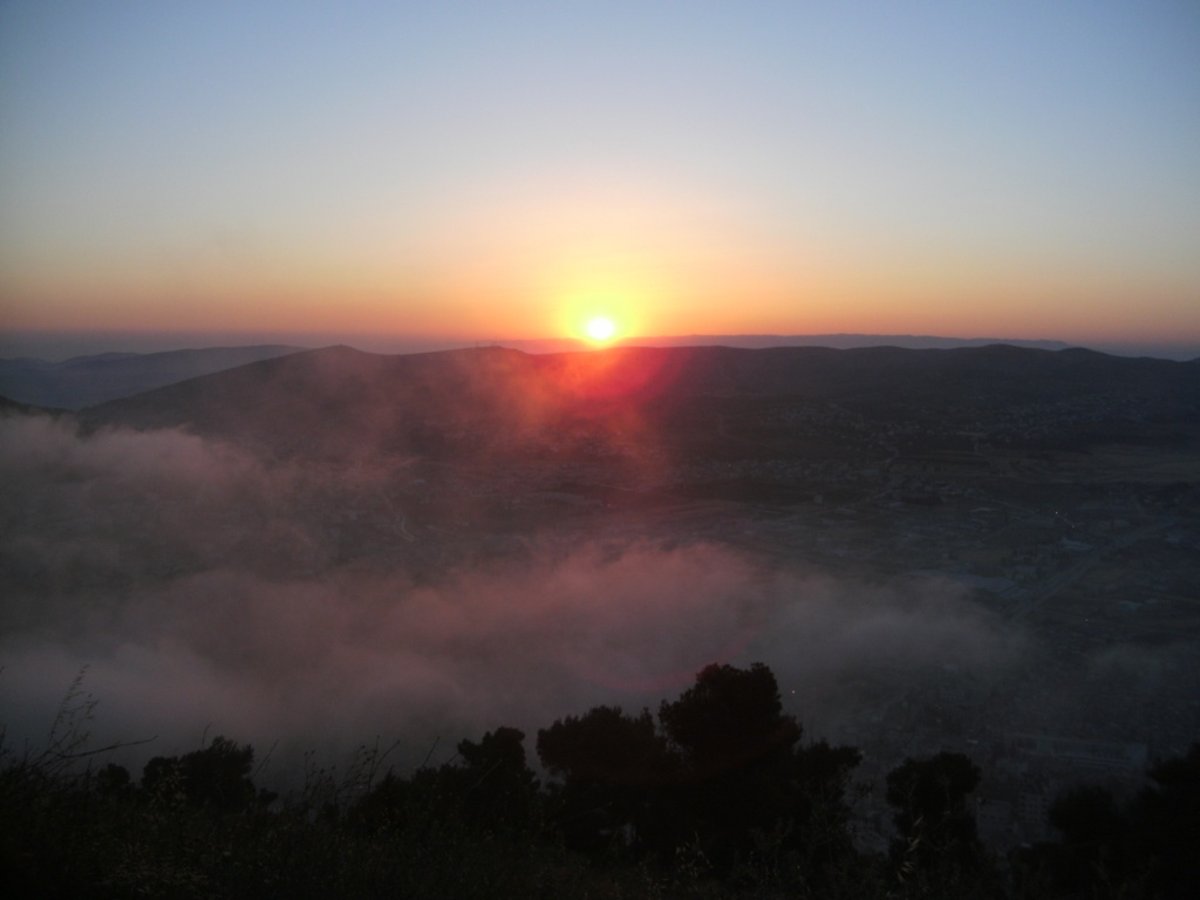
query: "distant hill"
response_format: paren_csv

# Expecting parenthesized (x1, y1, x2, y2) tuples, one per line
(81, 343, 1200, 462)
(505, 333, 1073, 354)
(0, 393, 50, 417)
(0, 345, 306, 409)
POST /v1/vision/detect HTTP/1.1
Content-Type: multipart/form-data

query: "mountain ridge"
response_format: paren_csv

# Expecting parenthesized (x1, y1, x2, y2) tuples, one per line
(79, 343, 1200, 464)
(0, 344, 307, 409)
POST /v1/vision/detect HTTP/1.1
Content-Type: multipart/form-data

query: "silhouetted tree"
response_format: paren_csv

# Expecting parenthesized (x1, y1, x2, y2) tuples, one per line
(448, 726, 540, 835)
(348, 770, 416, 836)
(887, 751, 989, 891)
(658, 662, 804, 871)
(141, 735, 258, 813)
(660, 662, 801, 772)
(94, 762, 133, 798)
(1133, 743, 1200, 898)
(537, 705, 678, 855)
(786, 740, 863, 881)
(1017, 743, 1200, 900)
(1047, 785, 1128, 894)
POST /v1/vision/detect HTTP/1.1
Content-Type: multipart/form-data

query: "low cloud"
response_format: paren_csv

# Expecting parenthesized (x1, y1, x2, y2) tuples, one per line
(2, 417, 1029, 777)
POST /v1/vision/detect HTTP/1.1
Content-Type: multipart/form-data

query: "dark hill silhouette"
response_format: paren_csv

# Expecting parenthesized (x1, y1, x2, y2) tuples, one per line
(0, 344, 306, 409)
(79, 344, 1200, 462)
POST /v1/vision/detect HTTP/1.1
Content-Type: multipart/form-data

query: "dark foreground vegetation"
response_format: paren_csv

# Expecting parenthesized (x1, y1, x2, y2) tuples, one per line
(3, 664, 1196, 899)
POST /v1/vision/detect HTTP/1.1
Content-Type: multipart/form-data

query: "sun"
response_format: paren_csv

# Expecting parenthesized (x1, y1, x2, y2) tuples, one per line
(584, 315, 617, 343)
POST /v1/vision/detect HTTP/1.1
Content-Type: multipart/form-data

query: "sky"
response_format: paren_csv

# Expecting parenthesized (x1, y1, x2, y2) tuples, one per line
(2, 1, 1198, 352)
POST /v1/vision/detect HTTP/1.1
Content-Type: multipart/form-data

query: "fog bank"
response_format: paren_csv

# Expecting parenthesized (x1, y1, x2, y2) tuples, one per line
(0, 416, 1056, 775)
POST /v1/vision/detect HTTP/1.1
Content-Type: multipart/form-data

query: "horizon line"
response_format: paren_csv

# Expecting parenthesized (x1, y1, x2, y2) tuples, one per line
(3, 327, 1199, 363)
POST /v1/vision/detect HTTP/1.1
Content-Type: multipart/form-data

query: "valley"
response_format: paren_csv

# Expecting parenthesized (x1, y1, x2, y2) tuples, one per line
(5, 342, 1198, 847)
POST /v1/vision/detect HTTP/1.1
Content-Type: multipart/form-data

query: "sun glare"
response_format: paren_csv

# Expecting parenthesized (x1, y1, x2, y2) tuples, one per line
(585, 316, 617, 343)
